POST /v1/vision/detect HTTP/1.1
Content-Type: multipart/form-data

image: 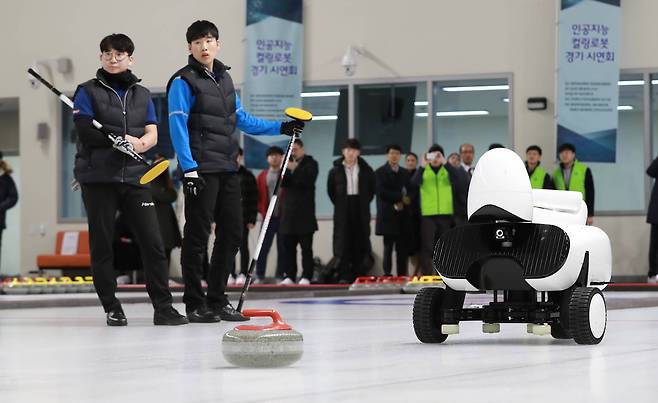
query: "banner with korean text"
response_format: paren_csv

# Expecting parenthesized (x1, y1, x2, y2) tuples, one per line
(243, 0, 302, 168)
(557, 0, 620, 162)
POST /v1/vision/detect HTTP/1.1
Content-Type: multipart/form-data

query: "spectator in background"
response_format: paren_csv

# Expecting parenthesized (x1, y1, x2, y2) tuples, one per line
(232, 148, 258, 285)
(279, 139, 319, 285)
(646, 156, 658, 283)
(375, 144, 411, 277)
(525, 145, 554, 189)
(459, 143, 476, 178)
(553, 143, 594, 225)
(0, 151, 18, 273)
(447, 152, 469, 226)
(150, 154, 182, 268)
(404, 152, 421, 276)
(447, 152, 461, 169)
(412, 145, 460, 275)
(327, 139, 375, 283)
(255, 146, 286, 283)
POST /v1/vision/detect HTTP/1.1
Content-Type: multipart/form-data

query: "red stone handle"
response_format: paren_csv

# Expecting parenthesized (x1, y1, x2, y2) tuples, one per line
(235, 309, 292, 331)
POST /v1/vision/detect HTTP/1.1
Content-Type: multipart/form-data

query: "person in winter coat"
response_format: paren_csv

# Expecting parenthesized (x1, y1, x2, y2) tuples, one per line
(375, 144, 412, 277)
(327, 139, 375, 283)
(279, 139, 318, 285)
(0, 151, 18, 273)
(232, 148, 258, 284)
(647, 156, 658, 283)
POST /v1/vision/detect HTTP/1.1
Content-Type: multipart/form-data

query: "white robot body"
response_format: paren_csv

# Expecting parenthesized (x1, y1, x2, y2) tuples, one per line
(438, 149, 612, 293)
(415, 149, 612, 345)
(467, 148, 534, 222)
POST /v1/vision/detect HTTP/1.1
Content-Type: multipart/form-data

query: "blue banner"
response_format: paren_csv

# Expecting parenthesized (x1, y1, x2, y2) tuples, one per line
(557, 0, 620, 162)
(243, 0, 303, 121)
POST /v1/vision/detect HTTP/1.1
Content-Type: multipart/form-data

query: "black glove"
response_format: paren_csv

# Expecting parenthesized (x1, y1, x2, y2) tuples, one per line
(183, 172, 206, 197)
(280, 120, 305, 136)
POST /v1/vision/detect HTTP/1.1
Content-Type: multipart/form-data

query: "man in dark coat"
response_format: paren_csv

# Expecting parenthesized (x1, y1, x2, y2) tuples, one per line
(233, 148, 258, 283)
(0, 151, 18, 273)
(375, 144, 411, 277)
(647, 157, 658, 283)
(279, 139, 319, 284)
(327, 139, 375, 283)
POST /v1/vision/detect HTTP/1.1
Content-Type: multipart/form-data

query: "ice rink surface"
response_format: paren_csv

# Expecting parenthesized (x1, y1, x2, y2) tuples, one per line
(1, 292, 657, 403)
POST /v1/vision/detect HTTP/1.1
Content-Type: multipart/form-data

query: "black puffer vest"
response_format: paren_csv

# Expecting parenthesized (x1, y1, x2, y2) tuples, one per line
(73, 70, 150, 185)
(167, 56, 238, 173)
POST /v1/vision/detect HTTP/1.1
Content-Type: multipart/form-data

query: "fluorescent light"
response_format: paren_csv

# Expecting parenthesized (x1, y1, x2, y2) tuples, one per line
(617, 105, 633, 110)
(300, 91, 340, 97)
(415, 112, 429, 117)
(618, 80, 644, 86)
(652, 80, 658, 85)
(312, 115, 338, 120)
(436, 110, 489, 117)
(414, 101, 428, 106)
(502, 98, 509, 103)
(442, 85, 509, 92)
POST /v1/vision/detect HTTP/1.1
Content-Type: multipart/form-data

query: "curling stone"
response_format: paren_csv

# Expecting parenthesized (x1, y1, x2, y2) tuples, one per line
(222, 309, 303, 368)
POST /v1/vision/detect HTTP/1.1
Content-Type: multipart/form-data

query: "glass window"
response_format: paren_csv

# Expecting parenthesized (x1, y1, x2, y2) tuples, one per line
(432, 78, 510, 162)
(354, 82, 428, 212)
(301, 85, 346, 217)
(589, 73, 645, 212)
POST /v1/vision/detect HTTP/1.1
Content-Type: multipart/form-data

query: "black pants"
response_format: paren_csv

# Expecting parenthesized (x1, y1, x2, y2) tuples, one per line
(233, 225, 250, 276)
(383, 235, 408, 276)
(181, 173, 242, 310)
(81, 183, 172, 312)
(256, 216, 284, 278)
(281, 233, 314, 281)
(420, 215, 454, 275)
(339, 196, 367, 281)
(650, 224, 658, 277)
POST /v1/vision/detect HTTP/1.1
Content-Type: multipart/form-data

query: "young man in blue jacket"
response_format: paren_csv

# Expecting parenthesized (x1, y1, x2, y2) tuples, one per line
(74, 34, 187, 326)
(167, 20, 303, 322)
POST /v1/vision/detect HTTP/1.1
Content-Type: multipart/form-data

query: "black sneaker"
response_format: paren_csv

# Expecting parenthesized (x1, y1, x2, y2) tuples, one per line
(186, 306, 221, 323)
(153, 306, 189, 326)
(211, 303, 250, 322)
(106, 309, 127, 327)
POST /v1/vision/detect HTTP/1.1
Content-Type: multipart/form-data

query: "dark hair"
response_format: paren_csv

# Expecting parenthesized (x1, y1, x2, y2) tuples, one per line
(266, 146, 284, 157)
(238, 147, 244, 156)
(488, 143, 505, 150)
(342, 138, 361, 150)
(428, 144, 445, 155)
(385, 144, 402, 153)
(294, 139, 304, 147)
(406, 152, 418, 160)
(526, 145, 542, 155)
(558, 143, 576, 153)
(99, 34, 135, 55)
(186, 20, 219, 43)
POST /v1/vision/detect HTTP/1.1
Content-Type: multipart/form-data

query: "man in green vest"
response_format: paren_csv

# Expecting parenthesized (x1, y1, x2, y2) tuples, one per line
(525, 145, 554, 189)
(553, 143, 595, 225)
(411, 144, 460, 275)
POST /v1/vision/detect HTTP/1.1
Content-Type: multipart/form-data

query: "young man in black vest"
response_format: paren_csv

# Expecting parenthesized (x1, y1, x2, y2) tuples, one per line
(73, 34, 187, 326)
(167, 20, 303, 322)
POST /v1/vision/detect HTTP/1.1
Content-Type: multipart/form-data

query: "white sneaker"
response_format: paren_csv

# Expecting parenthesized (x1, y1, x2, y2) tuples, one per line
(298, 278, 311, 285)
(648, 275, 658, 284)
(227, 274, 236, 286)
(279, 277, 294, 285)
(235, 273, 247, 285)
